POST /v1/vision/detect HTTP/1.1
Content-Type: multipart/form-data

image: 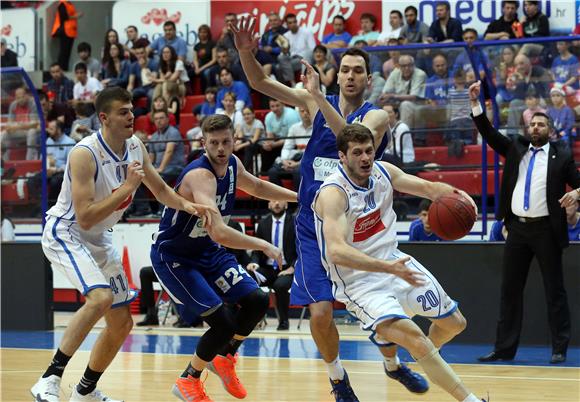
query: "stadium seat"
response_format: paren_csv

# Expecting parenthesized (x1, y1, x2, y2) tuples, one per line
(134, 97, 148, 109)
(254, 109, 269, 122)
(3, 159, 41, 177)
(134, 115, 150, 133)
(179, 113, 198, 136)
(183, 95, 205, 113)
(417, 169, 504, 196)
(414, 145, 504, 166)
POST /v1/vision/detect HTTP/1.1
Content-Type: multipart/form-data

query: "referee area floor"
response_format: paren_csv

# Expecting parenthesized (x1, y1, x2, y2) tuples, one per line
(2, 313, 579, 401)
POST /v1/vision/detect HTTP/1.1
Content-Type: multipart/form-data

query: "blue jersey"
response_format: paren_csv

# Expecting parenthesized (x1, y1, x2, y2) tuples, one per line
(408, 219, 443, 241)
(298, 95, 389, 218)
(153, 154, 237, 261)
(569, 219, 580, 242)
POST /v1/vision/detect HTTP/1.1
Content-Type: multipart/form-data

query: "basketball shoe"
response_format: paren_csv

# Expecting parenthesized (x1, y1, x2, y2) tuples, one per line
(69, 386, 123, 401)
(172, 375, 213, 402)
(329, 370, 359, 402)
(207, 353, 247, 399)
(31, 375, 61, 402)
(384, 362, 429, 393)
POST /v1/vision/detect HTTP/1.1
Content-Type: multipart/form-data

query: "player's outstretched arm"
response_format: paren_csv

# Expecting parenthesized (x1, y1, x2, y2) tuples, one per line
(70, 147, 143, 230)
(235, 156, 297, 202)
(315, 185, 425, 286)
(232, 16, 315, 112)
(138, 141, 216, 222)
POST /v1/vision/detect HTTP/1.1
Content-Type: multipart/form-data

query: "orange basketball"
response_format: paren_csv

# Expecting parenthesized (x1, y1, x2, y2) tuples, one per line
(428, 192, 476, 240)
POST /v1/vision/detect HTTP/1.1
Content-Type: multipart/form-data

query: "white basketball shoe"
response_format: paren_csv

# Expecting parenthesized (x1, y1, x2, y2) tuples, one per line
(30, 375, 62, 402)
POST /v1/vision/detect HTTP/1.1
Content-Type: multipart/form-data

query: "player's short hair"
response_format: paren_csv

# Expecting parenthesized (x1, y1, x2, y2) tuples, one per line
(340, 47, 370, 76)
(95, 87, 132, 116)
(337, 124, 374, 154)
(418, 199, 432, 213)
(201, 114, 234, 136)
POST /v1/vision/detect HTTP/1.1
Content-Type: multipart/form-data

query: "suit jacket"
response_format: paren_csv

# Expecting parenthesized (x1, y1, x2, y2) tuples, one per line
(472, 112, 580, 248)
(251, 213, 297, 269)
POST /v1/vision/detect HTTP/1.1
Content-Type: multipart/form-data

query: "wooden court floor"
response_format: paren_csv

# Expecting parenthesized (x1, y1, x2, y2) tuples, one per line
(2, 347, 579, 401)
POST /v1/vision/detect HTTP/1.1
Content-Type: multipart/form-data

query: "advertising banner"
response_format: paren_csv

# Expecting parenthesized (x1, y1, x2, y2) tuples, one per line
(1, 8, 36, 71)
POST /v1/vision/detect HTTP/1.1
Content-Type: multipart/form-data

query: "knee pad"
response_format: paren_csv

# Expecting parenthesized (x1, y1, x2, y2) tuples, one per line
(235, 289, 270, 336)
(196, 305, 236, 362)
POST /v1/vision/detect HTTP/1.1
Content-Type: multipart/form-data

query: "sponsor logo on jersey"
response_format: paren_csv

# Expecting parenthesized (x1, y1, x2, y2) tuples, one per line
(353, 209, 385, 242)
(129, 143, 139, 150)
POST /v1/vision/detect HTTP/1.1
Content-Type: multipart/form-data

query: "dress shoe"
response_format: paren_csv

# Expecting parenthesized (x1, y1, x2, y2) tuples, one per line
(477, 351, 514, 362)
(136, 314, 159, 326)
(550, 353, 566, 364)
(276, 321, 289, 330)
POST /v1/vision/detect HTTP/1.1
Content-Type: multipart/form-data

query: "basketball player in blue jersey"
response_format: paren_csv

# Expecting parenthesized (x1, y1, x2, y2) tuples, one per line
(314, 124, 486, 402)
(31, 87, 215, 402)
(150, 114, 297, 402)
(231, 17, 428, 400)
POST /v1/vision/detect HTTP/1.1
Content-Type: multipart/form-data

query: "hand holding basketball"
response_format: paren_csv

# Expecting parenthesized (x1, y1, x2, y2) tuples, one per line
(428, 191, 477, 240)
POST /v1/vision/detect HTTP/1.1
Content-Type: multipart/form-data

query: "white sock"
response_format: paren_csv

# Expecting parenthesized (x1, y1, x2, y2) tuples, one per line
(463, 394, 480, 402)
(326, 356, 345, 381)
(383, 355, 401, 372)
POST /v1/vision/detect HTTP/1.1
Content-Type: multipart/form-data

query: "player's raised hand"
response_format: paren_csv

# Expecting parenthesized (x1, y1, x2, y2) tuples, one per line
(300, 59, 323, 97)
(230, 16, 259, 52)
(388, 257, 426, 287)
(263, 243, 283, 268)
(125, 161, 145, 191)
(469, 80, 481, 104)
(183, 202, 219, 227)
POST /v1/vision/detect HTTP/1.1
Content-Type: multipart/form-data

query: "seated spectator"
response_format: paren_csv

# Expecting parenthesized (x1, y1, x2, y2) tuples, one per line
(101, 28, 120, 62)
(421, 53, 451, 129)
(149, 108, 185, 181)
(547, 86, 576, 143)
(382, 38, 401, 80)
(453, 29, 490, 80)
(349, 13, 380, 46)
(164, 81, 182, 128)
(235, 106, 265, 172)
(45, 119, 75, 203)
(1, 37, 17, 67)
(148, 21, 188, 61)
(70, 102, 98, 142)
(567, 202, 580, 241)
(260, 13, 288, 60)
(193, 86, 218, 120)
(127, 39, 159, 115)
(216, 67, 251, 112)
(322, 15, 352, 49)
(518, 1, 551, 60)
(152, 45, 189, 100)
(447, 69, 475, 151)
(47, 62, 74, 104)
(400, 6, 430, 44)
(378, 55, 426, 128)
(427, 1, 463, 43)
(192, 24, 217, 92)
(72, 62, 102, 104)
(489, 220, 508, 241)
(208, 47, 247, 89)
(42, 90, 76, 133)
(494, 45, 517, 105)
(483, 1, 520, 40)
(247, 200, 296, 331)
(409, 199, 443, 241)
(382, 104, 414, 165)
(123, 25, 148, 62)
(278, 13, 316, 86)
(141, 96, 177, 136)
(217, 13, 240, 64)
(312, 45, 338, 95)
(261, 98, 301, 173)
(377, 10, 404, 44)
(217, 92, 244, 127)
(522, 87, 546, 127)
(267, 107, 312, 190)
(551, 41, 579, 90)
(1, 86, 39, 160)
(101, 43, 130, 88)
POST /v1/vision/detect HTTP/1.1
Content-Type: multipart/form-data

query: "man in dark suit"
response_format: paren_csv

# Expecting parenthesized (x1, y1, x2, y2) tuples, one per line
(247, 200, 296, 330)
(469, 80, 580, 364)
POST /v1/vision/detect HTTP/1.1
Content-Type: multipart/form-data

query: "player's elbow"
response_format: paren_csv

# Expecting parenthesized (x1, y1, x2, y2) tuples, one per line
(207, 224, 227, 244)
(76, 216, 94, 231)
(326, 244, 344, 266)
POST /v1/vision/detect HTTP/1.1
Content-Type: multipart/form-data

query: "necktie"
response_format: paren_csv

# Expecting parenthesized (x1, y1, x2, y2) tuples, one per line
(523, 148, 541, 211)
(273, 220, 281, 269)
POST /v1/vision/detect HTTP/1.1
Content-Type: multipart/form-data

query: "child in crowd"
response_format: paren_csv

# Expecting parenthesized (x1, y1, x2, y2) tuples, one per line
(235, 106, 265, 172)
(522, 87, 546, 127)
(217, 91, 243, 127)
(447, 69, 474, 155)
(409, 199, 443, 242)
(547, 85, 576, 144)
(164, 81, 181, 128)
(193, 86, 217, 121)
(551, 41, 579, 90)
(143, 96, 177, 135)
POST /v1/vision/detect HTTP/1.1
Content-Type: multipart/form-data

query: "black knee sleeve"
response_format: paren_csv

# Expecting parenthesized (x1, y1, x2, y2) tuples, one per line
(235, 289, 270, 336)
(196, 305, 236, 362)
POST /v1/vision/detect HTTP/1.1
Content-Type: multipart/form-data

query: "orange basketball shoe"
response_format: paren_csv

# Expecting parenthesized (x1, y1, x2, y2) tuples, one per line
(171, 375, 213, 402)
(207, 353, 247, 399)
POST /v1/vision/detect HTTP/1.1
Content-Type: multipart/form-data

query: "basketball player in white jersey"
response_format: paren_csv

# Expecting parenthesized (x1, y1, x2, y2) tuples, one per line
(31, 87, 215, 402)
(232, 17, 428, 399)
(314, 124, 487, 402)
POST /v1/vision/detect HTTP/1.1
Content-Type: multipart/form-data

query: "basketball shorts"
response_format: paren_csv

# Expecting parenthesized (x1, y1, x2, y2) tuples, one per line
(334, 249, 458, 346)
(150, 245, 259, 317)
(290, 209, 334, 306)
(42, 215, 137, 308)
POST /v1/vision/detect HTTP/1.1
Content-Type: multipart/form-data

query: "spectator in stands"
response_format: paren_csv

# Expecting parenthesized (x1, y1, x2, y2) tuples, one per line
(277, 14, 316, 87)
(74, 42, 101, 78)
(51, 0, 82, 70)
(1, 86, 39, 160)
(377, 10, 404, 44)
(484, 1, 520, 40)
(489, 220, 508, 241)
(72, 62, 102, 104)
(551, 41, 579, 90)
(567, 202, 580, 241)
(70, 102, 99, 142)
(1, 37, 18, 67)
(247, 200, 296, 331)
(101, 28, 120, 64)
(547, 85, 576, 144)
(260, 12, 288, 59)
(261, 98, 301, 173)
(522, 87, 546, 127)
(41, 90, 76, 132)
(267, 106, 312, 190)
(382, 38, 401, 80)
(495, 45, 517, 105)
(152, 45, 189, 100)
(149, 108, 185, 181)
(217, 91, 244, 127)
(45, 119, 75, 202)
(400, 6, 429, 44)
(349, 13, 380, 46)
(192, 24, 217, 92)
(453, 29, 490, 80)
(208, 47, 246, 88)
(101, 43, 130, 88)
(522, 1, 550, 38)
(217, 12, 239, 63)
(164, 81, 182, 128)
(136, 266, 161, 326)
(427, 1, 463, 43)
(421, 53, 451, 130)
(127, 39, 159, 113)
(216, 67, 251, 112)
(235, 106, 265, 172)
(141, 96, 177, 136)
(447, 69, 475, 152)
(148, 21, 187, 61)
(47, 62, 74, 104)
(194, 86, 217, 120)
(409, 199, 443, 241)
(382, 103, 415, 165)
(321, 15, 352, 49)
(124, 25, 145, 62)
(352, 40, 382, 74)
(312, 45, 338, 95)
(379, 55, 426, 129)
